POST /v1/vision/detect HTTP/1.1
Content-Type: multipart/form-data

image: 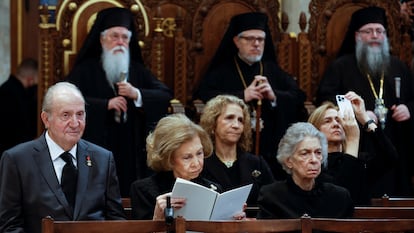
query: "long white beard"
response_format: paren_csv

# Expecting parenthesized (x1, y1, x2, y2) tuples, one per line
(355, 36, 390, 77)
(101, 46, 130, 84)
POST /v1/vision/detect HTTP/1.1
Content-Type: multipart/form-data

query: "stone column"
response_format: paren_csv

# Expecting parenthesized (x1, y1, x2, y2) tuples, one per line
(0, 0, 10, 85)
(280, 0, 310, 34)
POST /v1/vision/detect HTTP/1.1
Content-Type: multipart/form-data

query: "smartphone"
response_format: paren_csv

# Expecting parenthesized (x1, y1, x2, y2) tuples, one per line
(336, 95, 354, 118)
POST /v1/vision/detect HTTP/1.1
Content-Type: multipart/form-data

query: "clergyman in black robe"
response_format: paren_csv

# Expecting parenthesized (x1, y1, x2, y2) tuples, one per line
(316, 6, 414, 196)
(193, 12, 306, 180)
(66, 7, 173, 196)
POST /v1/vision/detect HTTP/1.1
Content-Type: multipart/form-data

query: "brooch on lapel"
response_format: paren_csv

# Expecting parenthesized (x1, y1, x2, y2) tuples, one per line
(251, 170, 261, 178)
(86, 155, 92, 167)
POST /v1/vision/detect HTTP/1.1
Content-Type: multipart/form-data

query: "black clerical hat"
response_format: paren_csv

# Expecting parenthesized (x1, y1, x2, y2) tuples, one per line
(230, 12, 268, 36)
(193, 12, 277, 100)
(348, 6, 387, 34)
(201, 12, 276, 77)
(96, 7, 134, 32)
(337, 6, 388, 57)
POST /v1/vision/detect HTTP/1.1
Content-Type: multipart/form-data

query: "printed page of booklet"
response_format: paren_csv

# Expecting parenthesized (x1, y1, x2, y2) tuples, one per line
(171, 178, 252, 220)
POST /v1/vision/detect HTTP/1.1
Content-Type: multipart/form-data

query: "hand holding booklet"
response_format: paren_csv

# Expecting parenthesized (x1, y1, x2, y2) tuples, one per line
(171, 178, 253, 220)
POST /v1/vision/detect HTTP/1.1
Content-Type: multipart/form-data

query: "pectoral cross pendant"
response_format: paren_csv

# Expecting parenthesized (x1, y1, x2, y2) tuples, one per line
(251, 110, 264, 132)
(374, 98, 388, 129)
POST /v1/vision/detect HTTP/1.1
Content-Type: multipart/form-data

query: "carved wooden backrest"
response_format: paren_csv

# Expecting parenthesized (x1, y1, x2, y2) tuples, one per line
(307, 0, 411, 102)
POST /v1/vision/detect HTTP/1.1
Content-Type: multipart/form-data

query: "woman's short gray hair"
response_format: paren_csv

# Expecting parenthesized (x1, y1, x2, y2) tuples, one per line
(277, 122, 328, 174)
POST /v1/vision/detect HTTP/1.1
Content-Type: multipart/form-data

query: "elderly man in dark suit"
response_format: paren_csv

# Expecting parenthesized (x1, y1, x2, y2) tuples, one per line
(0, 82, 125, 233)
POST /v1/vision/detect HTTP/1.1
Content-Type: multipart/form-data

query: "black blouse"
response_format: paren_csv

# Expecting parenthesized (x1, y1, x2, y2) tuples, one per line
(257, 176, 354, 219)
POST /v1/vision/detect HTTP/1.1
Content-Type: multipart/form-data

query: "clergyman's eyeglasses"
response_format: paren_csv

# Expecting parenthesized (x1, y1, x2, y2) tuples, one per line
(239, 36, 266, 44)
(357, 28, 386, 36)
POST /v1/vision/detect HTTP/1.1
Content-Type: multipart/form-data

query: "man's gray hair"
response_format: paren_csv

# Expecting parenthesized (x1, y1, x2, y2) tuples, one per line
(42, 82, 84, 113)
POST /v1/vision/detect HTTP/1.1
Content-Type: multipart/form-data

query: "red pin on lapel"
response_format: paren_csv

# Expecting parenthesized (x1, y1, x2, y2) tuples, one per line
(86, 156, 92, 167)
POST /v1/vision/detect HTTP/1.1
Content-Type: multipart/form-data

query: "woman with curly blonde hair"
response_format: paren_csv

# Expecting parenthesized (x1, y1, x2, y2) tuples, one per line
(200, 95, 274, 207)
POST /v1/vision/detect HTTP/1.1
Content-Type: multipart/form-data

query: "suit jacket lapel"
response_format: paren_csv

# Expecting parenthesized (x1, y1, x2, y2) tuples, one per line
(32, 134, 73, 217)
(73, 140, 90, 219)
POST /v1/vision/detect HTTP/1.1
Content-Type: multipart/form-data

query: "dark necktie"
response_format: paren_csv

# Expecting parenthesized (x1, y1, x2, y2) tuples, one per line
(60, 152, 78, 210)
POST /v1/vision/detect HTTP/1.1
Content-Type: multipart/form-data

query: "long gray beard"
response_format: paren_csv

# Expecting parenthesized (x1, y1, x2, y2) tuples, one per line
(355, 37, 390, 77)
(101, 46, 130, 85)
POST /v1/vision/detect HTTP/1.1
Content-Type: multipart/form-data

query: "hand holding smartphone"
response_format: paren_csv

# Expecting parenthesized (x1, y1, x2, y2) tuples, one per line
(336, 95, 354, 118)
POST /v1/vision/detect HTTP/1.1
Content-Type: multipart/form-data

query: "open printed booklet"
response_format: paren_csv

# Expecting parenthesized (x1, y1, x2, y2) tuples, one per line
(171, 178, 253, 220)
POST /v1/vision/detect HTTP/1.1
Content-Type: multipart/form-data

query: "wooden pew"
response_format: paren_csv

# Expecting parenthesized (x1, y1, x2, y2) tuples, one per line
(353, 206, 414, 219)
(42, 216, 172, 233)
(43, 215, 414, 233)
(301, 217, 414, 233)
(371, 195, 414, 207)
(175, 216, 302, 233)
(228, 205, 414, 219)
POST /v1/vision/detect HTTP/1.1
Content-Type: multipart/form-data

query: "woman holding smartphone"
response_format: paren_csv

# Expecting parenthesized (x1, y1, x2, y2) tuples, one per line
(308, 91, 399, 205)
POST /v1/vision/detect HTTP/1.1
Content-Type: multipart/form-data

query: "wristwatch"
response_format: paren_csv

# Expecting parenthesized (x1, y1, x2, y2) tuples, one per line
(363, 119, 377, 132)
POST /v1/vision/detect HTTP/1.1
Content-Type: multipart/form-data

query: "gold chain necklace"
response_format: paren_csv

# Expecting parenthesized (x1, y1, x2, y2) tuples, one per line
(366, 71, 384, 100)
(234, 56, 263, 88)
(234, 56, 264, 134)
(366, 71, 388, 129)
